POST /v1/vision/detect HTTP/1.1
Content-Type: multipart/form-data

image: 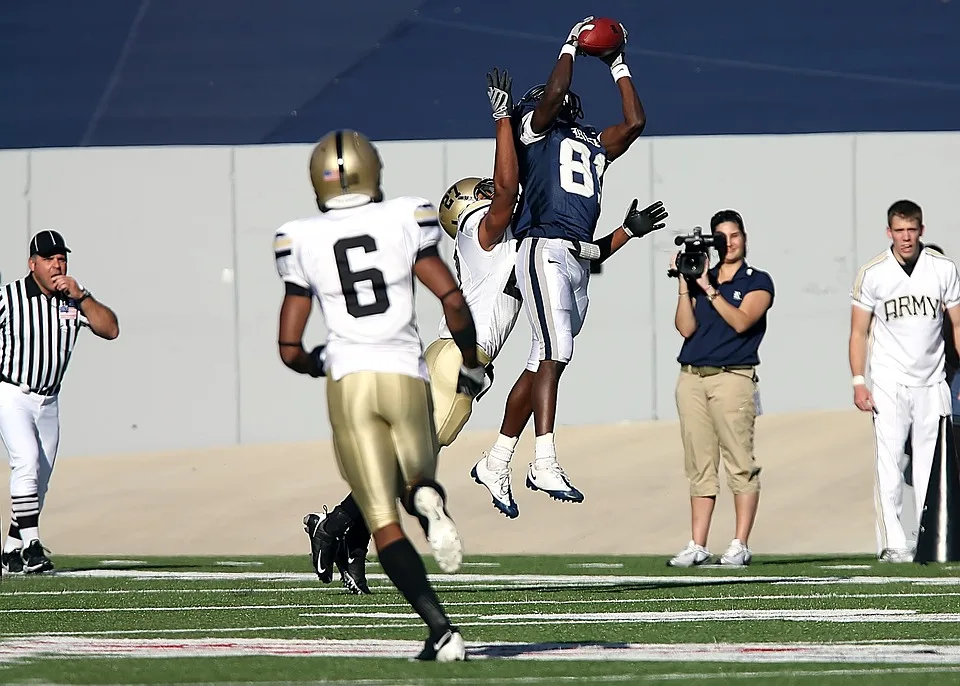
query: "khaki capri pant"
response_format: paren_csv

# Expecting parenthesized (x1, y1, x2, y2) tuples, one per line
(675, 364, 762, 497)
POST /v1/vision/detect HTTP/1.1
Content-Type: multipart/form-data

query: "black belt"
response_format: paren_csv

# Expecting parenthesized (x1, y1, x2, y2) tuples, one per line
(680, 364, 754, 378)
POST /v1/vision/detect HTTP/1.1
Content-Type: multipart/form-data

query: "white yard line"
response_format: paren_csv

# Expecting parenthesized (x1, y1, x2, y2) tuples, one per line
(4, 637, 960, 665)
(6, 592, 960, 613)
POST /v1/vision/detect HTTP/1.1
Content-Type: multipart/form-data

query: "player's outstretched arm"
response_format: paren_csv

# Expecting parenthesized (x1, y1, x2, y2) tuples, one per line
(479, 68, 519, 250)
(529, 17, 592, 134)
(597, 26, 646, 163)
(589, 199, 668, 264)
(277, 285, 325, 377)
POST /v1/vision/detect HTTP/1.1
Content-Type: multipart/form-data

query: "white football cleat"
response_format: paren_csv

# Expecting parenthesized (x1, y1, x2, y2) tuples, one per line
(471, 453, 519, 518)
(719, 539, 753, 566)
(413, 486, 463, 573)
(525, 460, 584, 503)
(667, 540, 712, 567)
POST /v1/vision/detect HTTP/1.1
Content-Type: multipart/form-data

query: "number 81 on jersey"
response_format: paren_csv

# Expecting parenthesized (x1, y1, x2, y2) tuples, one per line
(559, 138, 606, 200)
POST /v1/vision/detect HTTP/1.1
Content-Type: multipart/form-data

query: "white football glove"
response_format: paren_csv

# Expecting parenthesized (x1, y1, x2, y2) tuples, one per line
(457, 364, 487, 399)
(486, 67, 513, 121)
(561, 16, 595, 57)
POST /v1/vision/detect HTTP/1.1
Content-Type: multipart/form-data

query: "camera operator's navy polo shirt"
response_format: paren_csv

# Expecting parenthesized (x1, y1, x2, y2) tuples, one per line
(677, 262, 775, 368)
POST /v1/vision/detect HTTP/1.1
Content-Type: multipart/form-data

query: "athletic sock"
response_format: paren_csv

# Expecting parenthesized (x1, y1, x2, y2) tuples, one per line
(322, 494, 361, 537)
(11, 494, 39, 546)
(378, 537, 452, 637)
(534, 432, 557, 467)
(4, 518, 22, 554)
(486, 434, 519, 470)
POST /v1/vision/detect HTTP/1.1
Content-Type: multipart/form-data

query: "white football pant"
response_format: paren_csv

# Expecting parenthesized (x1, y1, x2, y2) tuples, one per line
(0, 382, 60, 506)
(871, 378, 951, 553)
(515, 237, 590, 371)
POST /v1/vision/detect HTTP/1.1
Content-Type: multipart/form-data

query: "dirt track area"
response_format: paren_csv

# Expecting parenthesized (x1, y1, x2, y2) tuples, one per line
(0, 408, 889, 558)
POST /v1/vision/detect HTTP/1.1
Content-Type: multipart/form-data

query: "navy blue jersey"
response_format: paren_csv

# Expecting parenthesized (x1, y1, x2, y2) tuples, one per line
(512, 105, 608, 242)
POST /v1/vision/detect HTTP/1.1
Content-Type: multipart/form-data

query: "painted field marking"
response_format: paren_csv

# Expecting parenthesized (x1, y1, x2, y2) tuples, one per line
(9, 591, 960, 610)
(568, 563, 624, 569)
(47, 570, 960, 588)
(820, 565, 874, 570)
(98, 560, 148, 566)
(214, 561, 264, 567)
(4, 637, 960, 665)
(644, 667, 960, 681)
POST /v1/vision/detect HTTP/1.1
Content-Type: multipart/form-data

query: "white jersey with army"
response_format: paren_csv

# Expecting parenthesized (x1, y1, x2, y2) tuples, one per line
(852, 246, 960, 387)
(274, 196, 441, 382)
(851, 245, 960, 555)
(437, 205, 522, 362)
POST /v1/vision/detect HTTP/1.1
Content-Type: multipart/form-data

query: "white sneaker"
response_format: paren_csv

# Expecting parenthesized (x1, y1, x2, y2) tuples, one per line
(720, 539, 753, 566)
(667, 540, 712, 567)
(412, 486, 463, 573)
(879, 547, 914, 563)
(471, 453, 519, 518)
(525, 460, 584, 503)
(414, 629, 467, 662)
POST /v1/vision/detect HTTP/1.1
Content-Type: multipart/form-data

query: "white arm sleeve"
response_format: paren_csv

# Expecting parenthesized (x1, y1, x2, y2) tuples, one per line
(273, 229, 310, 289)
(851, 266, 876, 311)
(519, 111, 548, 146)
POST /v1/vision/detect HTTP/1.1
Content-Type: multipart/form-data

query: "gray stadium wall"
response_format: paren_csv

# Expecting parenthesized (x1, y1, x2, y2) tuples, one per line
(2, 131, 960, 459)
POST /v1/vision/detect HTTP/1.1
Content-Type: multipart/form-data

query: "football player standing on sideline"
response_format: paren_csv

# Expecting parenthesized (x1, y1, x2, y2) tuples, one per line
(1, 231, 119, 575)
(274, 129, 484, 661)
(483, 16, 649, 504)
(849, 200, 960, 563)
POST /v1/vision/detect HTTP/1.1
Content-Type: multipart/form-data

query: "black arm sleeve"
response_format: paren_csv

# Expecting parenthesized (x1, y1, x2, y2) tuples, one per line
(415, 244, 441, 262)
(593, 233, 616, 265)
(284, 282, 311, 297)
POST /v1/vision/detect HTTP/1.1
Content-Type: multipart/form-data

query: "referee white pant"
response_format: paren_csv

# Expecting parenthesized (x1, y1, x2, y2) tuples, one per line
(871, 377, 951, 553)
(515, 237, 591, 371)
(0, 381, 60, 535)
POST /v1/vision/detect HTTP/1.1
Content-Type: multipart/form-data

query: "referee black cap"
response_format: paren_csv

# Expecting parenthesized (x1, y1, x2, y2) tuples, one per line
(29, 230, 71, 258)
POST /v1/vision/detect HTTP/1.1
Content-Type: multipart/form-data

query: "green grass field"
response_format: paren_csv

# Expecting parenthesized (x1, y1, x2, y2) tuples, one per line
(2, 553, 960, 684)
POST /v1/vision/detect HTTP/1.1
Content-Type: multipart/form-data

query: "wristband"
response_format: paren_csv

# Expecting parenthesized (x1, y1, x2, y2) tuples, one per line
(560, 43, 577, 59)
(852, 375, 866, 387)
(77, 289, 92, 305)
(611, 63, 631, 81)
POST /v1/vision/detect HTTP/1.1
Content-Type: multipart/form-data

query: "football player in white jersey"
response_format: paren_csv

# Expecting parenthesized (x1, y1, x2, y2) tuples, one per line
(274, 128, 487, 661)
(849, 199, 960, 563)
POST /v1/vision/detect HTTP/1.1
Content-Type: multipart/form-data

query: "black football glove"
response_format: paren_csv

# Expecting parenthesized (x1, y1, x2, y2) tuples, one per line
(486, 67, 513, 121)
(308, 345, 327, 378)
(457, 364, 487, 398)
(622, 199, 668, 239)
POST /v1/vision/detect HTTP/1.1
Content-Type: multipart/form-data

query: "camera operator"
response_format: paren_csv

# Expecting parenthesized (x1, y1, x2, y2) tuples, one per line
(666, 210, 775, 568)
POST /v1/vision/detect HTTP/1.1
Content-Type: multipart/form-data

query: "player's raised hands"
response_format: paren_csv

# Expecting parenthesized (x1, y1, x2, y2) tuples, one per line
(486, 67, 513, 121)
(622, 199, 668, 239)
(563, 16, 595, 55)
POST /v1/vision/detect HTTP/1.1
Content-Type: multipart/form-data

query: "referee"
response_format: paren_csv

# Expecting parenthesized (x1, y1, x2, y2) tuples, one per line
(0, 230, 119, 574)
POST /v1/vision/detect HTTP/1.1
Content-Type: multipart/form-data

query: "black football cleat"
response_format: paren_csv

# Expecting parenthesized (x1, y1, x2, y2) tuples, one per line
(20, 539, 54, 574)
(303, 510, 340, 583)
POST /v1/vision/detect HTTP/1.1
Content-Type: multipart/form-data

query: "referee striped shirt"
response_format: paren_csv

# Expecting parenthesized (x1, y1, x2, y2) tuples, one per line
(0, 274, 89, 396)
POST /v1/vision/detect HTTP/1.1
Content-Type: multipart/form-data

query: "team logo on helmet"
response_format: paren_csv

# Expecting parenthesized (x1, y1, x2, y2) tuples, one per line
(438, 177, 495, 239)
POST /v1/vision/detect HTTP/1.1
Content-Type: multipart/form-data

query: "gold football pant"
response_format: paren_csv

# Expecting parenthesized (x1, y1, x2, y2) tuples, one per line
(326, 371, 440, 533)
(423, 338, 491, 447)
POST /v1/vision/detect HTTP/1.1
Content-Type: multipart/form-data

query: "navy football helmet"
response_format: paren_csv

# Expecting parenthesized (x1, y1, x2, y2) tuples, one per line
(514, 84, 584, 123)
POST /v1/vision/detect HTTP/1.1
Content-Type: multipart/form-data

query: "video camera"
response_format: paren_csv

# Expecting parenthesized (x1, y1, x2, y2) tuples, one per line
(667, 227, 727, 280)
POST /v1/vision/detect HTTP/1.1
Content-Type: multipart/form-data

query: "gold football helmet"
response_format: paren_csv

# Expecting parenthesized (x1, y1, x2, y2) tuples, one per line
(438, 177, 495, 238)
(310, 129, 384, 211)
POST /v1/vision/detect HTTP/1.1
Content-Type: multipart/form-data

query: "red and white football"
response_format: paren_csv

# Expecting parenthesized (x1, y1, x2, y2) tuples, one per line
(577, 17, 625, 58)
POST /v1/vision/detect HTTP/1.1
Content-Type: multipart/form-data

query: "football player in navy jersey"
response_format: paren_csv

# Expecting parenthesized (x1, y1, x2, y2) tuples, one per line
(483, 16, 650, 505)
